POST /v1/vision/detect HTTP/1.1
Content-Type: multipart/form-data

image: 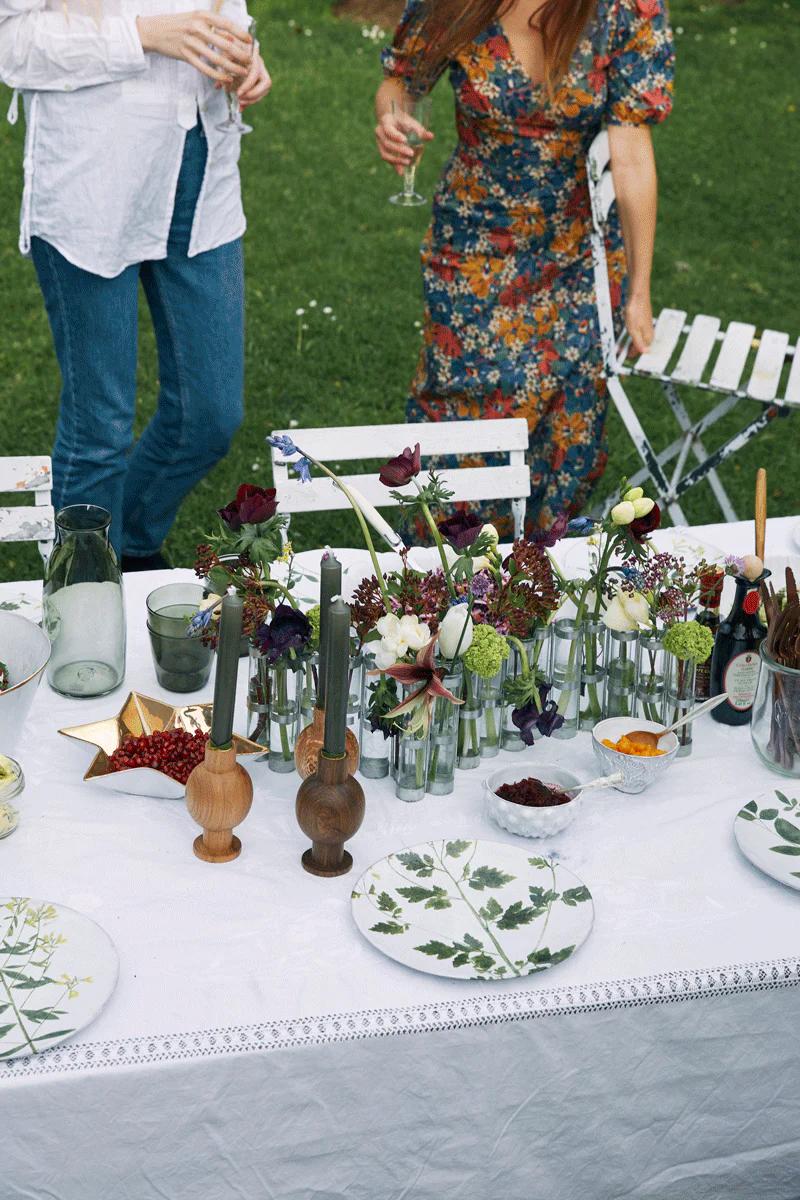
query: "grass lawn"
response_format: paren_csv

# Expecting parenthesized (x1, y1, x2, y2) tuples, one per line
(0, 0, 798, 581)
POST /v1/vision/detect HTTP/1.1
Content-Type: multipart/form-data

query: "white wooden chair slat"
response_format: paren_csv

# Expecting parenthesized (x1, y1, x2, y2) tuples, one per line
(588, 128, 610, 177)
(671, 315, 722, 384)
(783, 341, 800, 405)
(0, 505, 55, 544)
(271, 418, 529, 461)
(274, 466, 531, 515)
(708, 321, 757, 391)
(0, 456, 52, 493)
(633, 308, 687, 375)
(746, 330, 790, 401)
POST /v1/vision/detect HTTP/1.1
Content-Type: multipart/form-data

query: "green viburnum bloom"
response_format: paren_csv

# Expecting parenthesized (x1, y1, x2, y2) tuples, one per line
(463, 624, 510, 679)
(306, 604, 321, 648)
(663, 619, 715, 663)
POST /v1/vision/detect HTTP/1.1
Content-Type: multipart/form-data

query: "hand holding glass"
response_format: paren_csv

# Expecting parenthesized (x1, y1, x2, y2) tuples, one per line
(389, 96, 432, 207)
(215, 14, 257, 134)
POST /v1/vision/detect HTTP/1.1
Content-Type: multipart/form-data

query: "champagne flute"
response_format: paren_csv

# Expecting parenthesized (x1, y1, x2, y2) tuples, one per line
(389, 95, 432, 207)
(215, 13, 257, 135)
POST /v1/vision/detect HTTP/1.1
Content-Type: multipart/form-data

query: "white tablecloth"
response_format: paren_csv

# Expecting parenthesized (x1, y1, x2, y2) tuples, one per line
(3, 517, 800, 1200)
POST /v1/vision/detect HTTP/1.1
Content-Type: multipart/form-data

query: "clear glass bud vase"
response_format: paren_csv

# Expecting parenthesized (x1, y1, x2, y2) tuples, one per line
(479, 662, 506, 759)
(457, 668, 483, 768)
(635, 631, 667, 723)
(268, 659, 303, 773)
(602, 628, 639, 719)
(246, 646, 270, 752)
(502, 628, 551, 750)
(391, 681, 430, 803)
(550, 618, 580, 739)
(578, 617, 605, 730)
(358, 650, 392, 779)
(665, 656, 696, 757)
(427, 660, 463, 795)
(751, 645, 800, 777)
(43, 505, 126, 698)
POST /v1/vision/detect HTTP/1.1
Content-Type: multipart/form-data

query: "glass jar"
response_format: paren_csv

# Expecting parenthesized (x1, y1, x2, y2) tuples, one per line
(502, 628, 551, 751)
(43, 505, 125, 698)
(550, 618, 580, 739)
(602, 628, 638, 720)
(358, 649, 393, 780)
(578, 617, 605, 731)
(427, 661, 463, 795)
(750, 646, 800, 777)
(457, 668, 483, 768)
(665, 656, 696, 757)
(635, 630, 667, 724)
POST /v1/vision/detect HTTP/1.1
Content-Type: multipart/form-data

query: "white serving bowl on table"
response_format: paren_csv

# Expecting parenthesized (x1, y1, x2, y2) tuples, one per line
(485, 763, 582, 838)
(0, 611, 51, 753)
(592, 717, 679, 794)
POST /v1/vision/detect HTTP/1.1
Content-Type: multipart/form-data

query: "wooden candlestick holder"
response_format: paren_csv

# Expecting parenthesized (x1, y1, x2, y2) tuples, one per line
(295, 750, 365, 877)
(295, 706, 359, 780)
(185, 743, 253, 863)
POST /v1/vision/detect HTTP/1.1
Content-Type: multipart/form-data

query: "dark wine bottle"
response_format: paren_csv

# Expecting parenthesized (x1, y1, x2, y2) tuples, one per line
(709, 573, 768, 725)
(694, 568, 724, 701)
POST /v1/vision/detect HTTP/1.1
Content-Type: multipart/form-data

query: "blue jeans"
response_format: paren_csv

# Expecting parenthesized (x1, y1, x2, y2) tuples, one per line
(31, 124, 244, 557)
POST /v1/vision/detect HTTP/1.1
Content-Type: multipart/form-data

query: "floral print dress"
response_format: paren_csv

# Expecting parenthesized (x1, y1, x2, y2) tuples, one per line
(382, 0, 674, 534)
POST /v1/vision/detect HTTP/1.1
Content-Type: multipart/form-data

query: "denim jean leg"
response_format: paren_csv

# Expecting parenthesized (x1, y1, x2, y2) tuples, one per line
(123, 125, 245, 557)
(30, 236, 140, 554)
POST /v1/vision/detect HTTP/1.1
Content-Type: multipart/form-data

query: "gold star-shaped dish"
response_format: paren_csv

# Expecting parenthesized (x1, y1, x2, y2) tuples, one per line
(60, 692, 264, 798)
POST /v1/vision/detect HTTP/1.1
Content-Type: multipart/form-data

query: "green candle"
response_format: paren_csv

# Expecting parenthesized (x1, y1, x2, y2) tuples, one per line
(318, 551, 342, 709)
(323, 597, 350, 758)
(210, 591, 243, 748)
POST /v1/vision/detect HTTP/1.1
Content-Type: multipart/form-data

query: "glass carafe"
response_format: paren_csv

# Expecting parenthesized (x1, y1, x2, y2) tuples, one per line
(43, 505, 126, 697)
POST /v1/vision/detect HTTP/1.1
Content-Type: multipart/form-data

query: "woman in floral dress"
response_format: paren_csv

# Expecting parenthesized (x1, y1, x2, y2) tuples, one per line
(375, 0, 674, 533)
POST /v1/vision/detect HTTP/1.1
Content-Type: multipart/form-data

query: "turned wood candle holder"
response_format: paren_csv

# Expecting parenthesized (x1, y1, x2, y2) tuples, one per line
(186, 743, 253, 863)
(295, 706, 359, 780)
(296, 750, 365, 877)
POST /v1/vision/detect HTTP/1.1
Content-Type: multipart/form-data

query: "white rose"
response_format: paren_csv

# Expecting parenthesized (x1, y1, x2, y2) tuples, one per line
(373, 641, 401, 669)
(632, 497, 654, 518)
(375, 613, 400, 641)
(623, 486, 644, 502)
(438, 605, 474, 658)
(398, 614, 430, 651)
(603, 589, 652, 632)
(611, 501, 636, 526)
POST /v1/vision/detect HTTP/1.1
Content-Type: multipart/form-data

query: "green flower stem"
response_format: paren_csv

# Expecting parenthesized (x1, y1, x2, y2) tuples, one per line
(484, 704, 498, 747)
(459, 671, 480, 756)
(415, 744, 425, 789)
(432, 846, 522, 978)
(310, 459, 392, 612)
(274, 666, 291, 761)
(414, 484, 455, 598)
(0, 966, 37, 1055)
(506, 636, 531, 681)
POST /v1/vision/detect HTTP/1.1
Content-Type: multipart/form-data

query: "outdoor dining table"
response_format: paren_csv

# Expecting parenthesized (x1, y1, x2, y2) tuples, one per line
(3, 515, 800, 1200)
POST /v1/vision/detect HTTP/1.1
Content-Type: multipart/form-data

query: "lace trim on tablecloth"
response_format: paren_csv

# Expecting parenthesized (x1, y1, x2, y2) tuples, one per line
(3, 955, 799, 1079)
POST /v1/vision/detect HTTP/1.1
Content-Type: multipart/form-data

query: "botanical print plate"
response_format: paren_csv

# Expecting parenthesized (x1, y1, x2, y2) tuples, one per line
(0, 898, 119, 1060)
(734, 790, 800, 892)
(351, 839, 594, 981)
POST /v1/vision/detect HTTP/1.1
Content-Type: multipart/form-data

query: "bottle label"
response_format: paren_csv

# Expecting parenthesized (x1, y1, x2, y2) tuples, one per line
(723, 651, 760, 711)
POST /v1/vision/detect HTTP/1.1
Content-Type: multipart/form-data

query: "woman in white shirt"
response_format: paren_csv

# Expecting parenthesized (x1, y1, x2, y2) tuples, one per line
(0, 0, 271, 567)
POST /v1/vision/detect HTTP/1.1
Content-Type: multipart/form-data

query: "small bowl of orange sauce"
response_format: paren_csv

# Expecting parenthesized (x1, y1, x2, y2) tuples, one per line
(591, 718, 679, 794)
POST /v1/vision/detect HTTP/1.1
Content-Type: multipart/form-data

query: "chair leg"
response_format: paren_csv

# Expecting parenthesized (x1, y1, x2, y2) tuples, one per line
(660, 382, 739, 523)
(674, 403, 782, 500)
(511, 498, 526, 540)
(605, 375, 688, 524)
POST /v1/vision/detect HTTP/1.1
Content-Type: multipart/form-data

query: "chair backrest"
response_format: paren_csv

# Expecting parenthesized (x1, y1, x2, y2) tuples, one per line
(0, 456, 55, 562)
(587, 129, 622, 376)
(269, 419, 531, 537)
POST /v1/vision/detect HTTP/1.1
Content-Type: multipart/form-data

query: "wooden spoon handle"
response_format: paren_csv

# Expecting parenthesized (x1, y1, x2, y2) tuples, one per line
(755, 467, 767, 561)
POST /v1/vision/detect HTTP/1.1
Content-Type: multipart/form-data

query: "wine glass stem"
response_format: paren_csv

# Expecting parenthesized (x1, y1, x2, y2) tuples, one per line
(403, 163, 417, 200)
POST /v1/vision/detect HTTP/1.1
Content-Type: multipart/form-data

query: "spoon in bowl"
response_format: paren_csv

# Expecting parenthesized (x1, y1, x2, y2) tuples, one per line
(565, 770, 623, 799)
(623, 693, 729, 752)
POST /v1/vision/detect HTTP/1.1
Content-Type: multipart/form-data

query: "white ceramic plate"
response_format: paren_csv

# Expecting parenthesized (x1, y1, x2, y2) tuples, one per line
(734, 789, 800, 892)
(352, 838, 593, 981)
(556, 526, 725, 580)
(0, 897, 119, 1060)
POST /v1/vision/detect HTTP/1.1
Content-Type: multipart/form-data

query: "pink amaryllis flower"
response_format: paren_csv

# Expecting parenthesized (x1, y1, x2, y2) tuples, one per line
(374, 637, 463, 736)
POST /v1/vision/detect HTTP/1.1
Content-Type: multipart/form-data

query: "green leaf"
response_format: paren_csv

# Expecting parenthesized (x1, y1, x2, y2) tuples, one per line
(774, 818, 800, 845)
(528, 947, 554, 965)
(0, 941, 33, 956)
(549, 945, 576, 964)
(425, 894, 452, 911)
(452, 953, 470, 968)
(497, 901, 539, 930)
(397, 885, 440, 904)
(769, 845, 800, 856)
(528, 856, 549, 869)
(562, 886, 592, 906)
(33, 1029, 74, 1042)
(0, 1023, 17, 1039)
(468, 866, 515, 891)
(21, 1008, 64, 1023)
(396, 851, 434, 877)
(529, 886, 558, 907)
(758, 809, 779, 821)
(479, 897, 503, 923)
(415, 940, 457, 960)
(775, 791, 793, 808)
(471, 954, 496, 972)
(0, 1005, 10, 1016)
(445, 840, 471, 859)
(0, 1043, 28, 1059)
(741, 800, 758, 814)
(370, 921, 407, 935)
(462, 933, 482, 951)
(376, 891, 400, 914)
(737, 810, 756, 821)
(11, 977, 56, 991)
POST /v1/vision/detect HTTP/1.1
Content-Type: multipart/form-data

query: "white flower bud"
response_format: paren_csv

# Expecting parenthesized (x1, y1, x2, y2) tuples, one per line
(611, 501, 636, 526)
(632, 497, 655, 518)
(438, 605, 474, 659)
(623, 487, 644, 502)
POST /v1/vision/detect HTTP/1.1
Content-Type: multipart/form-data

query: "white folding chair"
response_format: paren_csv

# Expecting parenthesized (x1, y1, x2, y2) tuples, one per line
(269, 419, 531, 539)
(588, 130, 799, 524)
(0, 456, 55, 563)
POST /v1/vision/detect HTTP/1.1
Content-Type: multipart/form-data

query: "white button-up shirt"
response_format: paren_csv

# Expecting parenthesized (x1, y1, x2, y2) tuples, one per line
(0, 0, 249, 277)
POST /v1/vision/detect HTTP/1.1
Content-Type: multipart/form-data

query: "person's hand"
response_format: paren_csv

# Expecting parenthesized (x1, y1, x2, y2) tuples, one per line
(136, 12, 253, 84)
(625, 292, 655, 356)
(233, 46, 271, 108)
(375, 108, 433, 175)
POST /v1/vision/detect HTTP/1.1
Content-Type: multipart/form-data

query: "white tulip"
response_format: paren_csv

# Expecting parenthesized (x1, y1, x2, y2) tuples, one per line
(632, 497, 655, 518)
(603, 589, 652, 633)
(438, 605, 474, 659)
(623, 486, 644, 502)
(611, 501, 636, 526)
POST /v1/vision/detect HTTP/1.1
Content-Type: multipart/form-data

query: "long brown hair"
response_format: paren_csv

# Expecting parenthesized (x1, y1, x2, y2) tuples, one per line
(399, 0, 598, 91)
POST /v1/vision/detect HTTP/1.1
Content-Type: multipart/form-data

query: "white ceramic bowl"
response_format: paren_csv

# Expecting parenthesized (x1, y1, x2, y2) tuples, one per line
(591, 717, 678, 794)
(485, 763, 582, 838)
(0, 612, 51, 753)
